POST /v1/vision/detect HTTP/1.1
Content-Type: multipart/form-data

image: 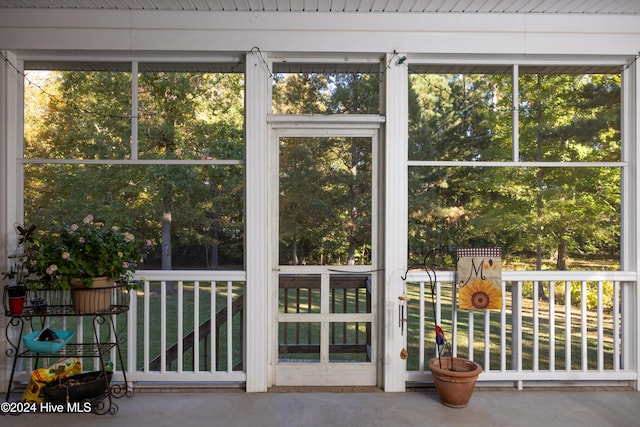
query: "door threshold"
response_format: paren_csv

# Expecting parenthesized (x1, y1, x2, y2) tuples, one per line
(268, 386, 382, 393)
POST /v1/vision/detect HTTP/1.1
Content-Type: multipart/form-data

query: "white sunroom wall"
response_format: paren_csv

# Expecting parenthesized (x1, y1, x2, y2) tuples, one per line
(1, 9, 640, 392)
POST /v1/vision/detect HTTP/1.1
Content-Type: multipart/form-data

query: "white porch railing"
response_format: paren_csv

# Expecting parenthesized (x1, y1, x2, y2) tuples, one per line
(6, 269, 637, 391)
(404, 270, 638, 388)
(2, 271, 246, 391)
(124, 270, 246, 385)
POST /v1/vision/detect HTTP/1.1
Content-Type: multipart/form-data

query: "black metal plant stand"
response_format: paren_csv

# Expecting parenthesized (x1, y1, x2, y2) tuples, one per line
(2, 284, 133, 415)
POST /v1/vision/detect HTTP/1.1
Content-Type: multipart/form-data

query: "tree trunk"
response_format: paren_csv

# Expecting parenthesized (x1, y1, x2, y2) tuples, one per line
(291, 239, 299, 265)
(209, 227, 219, 269)
(209, 242, 219, 269)
(347, 241, 356, 266)
(347, 141, 358, 266)
(557, 239, 568, 270)
(535, 186, 547, 301)
(162, 196, 174, 294)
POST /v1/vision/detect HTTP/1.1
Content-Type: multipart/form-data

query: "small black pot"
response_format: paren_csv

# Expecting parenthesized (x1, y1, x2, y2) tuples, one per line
(30, 296, 47, 314)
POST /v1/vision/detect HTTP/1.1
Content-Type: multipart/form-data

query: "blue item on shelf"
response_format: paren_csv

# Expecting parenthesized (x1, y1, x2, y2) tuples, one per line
(22, 329, 74, 355)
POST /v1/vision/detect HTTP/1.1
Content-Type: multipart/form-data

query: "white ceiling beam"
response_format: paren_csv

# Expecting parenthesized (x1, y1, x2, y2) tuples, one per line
(1, 9, 640, 56)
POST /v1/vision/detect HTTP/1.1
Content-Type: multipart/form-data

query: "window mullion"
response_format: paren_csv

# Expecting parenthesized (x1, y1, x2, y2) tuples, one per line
(131, 61, 138, 160)
(512, 64, 519, 162)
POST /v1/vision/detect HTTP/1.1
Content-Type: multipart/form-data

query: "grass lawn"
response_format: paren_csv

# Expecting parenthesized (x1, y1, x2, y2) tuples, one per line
(406, 280, 617, 372)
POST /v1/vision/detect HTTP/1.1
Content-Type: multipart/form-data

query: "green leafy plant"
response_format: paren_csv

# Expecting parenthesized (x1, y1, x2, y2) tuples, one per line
(25, 214, 151, 290)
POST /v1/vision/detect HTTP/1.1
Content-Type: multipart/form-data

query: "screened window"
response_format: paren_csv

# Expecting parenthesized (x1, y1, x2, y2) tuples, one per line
(278, 136, 373, 266)
(138, 69, 244, 161)
(408, 69, 513, 161)
(24, 69, 132, 160)
(408, 66, 622, 271)
(518, 72, 621, 162)
(22, 62, 245, 270)
(272, 62, 381, 114)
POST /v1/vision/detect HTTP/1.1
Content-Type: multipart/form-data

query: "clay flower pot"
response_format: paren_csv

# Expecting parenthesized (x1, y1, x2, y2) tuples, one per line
(428, 356, 482, 408)
(71, 277, 115, 313)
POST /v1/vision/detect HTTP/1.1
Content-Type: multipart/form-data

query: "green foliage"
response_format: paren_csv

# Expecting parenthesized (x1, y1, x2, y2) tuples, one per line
(23, 68, 245, 270)
(272, 72, 380, 115)
(273, 72, 378, 265)
(24, 71, 132, 160)
(25, 214, 151, 289)
(22, 65, 622, 270)
(408, 71, 621, 268)
(278, 136, 372, 265)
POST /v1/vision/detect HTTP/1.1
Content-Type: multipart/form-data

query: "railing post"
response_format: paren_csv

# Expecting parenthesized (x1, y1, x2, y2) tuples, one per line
(512, 280, 522, 390)
(127, 287, 137, 377)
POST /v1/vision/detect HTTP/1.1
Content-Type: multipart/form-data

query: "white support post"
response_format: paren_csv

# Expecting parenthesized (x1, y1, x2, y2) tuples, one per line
(2, 51, 22, 249)
(0, 50, 21, 393)
(0, 49, 8, 394)
(621, 60, 640, 390)
(633, 62, 640, 391)
(383, 52, 408, 392)
(245, 49, 271, 392)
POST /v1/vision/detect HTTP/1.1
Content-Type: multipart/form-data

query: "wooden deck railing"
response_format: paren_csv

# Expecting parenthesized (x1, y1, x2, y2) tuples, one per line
(278, 274, 371, 360)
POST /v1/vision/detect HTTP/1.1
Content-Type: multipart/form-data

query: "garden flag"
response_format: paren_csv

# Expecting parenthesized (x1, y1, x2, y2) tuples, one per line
(456, 247, 502, 310)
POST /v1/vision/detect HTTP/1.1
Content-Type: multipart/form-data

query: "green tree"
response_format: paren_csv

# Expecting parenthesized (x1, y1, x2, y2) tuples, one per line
(274, 72, 378, 265)
(408, 73, 513, 257)
(23, 67, 245, 280)
(519, 73, 620, 269)
(407, 70, 620, 272)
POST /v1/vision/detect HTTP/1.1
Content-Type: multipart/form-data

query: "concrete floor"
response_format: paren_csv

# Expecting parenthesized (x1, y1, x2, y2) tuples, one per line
(3, 387, 640, 427)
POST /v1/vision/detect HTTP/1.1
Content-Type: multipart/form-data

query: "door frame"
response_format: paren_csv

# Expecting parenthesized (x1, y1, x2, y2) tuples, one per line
(266, 115, 385, 387)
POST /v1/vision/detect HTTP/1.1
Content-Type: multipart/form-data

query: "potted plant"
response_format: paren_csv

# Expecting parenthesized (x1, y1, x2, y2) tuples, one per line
(24, 214, 150, 312)
(427, 350, 482, 408)
(418, 248, 495, 408)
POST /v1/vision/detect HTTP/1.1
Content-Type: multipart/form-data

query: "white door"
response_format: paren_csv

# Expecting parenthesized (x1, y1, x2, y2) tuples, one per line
(271, 123, 381, 387)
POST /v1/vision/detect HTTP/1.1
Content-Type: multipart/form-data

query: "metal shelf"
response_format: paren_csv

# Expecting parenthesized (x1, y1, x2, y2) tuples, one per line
(3, 284, 133, 415)
(3, 284, 131, 317)
(17, 342, 118, 359)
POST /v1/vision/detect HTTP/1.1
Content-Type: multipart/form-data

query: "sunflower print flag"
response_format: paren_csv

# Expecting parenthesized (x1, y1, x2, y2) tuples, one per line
(456, 247, 502, 310)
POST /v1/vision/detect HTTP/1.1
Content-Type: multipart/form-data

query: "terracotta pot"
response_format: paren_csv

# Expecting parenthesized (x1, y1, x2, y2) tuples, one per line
(71, 277, 115, 314)
(428, 356, 482, 408)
